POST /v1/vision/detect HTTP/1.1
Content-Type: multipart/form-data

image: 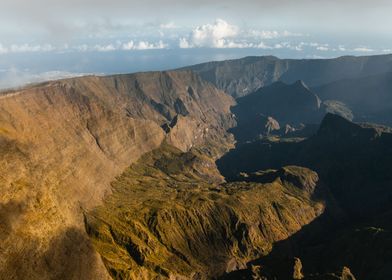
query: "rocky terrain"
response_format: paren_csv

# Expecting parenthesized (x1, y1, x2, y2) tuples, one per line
(2, 54, 392, 279)
(85, 144, 326, 279)
(217, 114, 392, 279)
(183, 54, 392, 98)
(0, 70, 234, 279)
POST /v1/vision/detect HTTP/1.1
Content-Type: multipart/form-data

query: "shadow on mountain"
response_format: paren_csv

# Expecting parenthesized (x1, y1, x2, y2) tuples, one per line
(228, 80, 328, 144)
(0, 226, 105, 280)
(217, 113, 392, 279)
(219, 113, 392, 218)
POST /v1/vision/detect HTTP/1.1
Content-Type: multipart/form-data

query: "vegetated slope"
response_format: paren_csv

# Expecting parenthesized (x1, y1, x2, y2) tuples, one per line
(0, 70, 235, 279)
(183, 54, 392, 98)
(85, 143, 327, 280)
(217, 113, 392, 279)
(313, 71, 392, 125)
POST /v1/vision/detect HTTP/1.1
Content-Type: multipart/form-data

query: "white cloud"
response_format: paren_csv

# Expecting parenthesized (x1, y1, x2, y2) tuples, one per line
(93, 44, 117, 52)
(178, 19, 305, 49)
(160, 22, 177, 29)
(122, 40, 167, 50)
(0, 43, 55, 54)
(353, 47, 374, 52)
(338, 45, 346, 51)
(0, 68, 94, 90)
(179, 38, 191, 48)
(316, 46, 329, 51)
(0, 44, 8, 54)
(180, 19, 239, 48)
(247, 30, 303, 39)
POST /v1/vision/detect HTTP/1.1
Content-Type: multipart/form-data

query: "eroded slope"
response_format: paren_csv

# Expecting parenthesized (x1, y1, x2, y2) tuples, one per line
(85, 144, 325, 279)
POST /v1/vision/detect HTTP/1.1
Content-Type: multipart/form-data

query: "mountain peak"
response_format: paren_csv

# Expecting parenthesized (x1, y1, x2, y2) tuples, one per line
(293, 80, 310, 90)
(318, 113, 360, 133)
(317, 113, 383, 140)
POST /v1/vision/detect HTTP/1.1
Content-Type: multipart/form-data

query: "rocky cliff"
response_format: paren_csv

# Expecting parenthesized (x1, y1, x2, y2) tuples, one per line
(183, 55, 392, 98)
(0, 70, 234, 279)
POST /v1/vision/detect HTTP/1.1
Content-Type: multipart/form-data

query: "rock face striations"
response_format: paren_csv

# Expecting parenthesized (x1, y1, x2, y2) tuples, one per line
(183, 54, 392, 98)
(85, 144, 325, 279)
(0, 70, 234, 280)
(2, 54, 392, 280)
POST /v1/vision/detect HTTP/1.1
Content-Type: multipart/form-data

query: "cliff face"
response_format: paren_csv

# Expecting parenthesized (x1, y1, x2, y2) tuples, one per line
(313, 71, 392, 125)
(85, 144, 325, 280)
(229, 80, 323, 142)
(217, 114, 392, 279)
(183, 55, 392, 98)
(0, 71, 235, 279)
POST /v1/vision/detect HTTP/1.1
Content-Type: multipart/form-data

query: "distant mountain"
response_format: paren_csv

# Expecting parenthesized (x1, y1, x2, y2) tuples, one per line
(230, 80, 324, 142)
(313, 71, 392, 125)
(183, 54, 392, 98)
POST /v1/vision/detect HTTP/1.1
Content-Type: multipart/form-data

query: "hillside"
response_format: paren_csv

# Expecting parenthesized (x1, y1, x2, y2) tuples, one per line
(85, 143, 327, 279)
(217, 114, 392, 279)
(1, 55, 392, 279)
(313, 71, 392, 125)
(0, 70, 235, 279)
(183, 55, 392, 98)
(230, 80, 323, 142)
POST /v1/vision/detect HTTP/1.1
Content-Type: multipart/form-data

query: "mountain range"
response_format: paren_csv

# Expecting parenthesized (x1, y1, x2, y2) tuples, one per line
(1, 54, 392, 279)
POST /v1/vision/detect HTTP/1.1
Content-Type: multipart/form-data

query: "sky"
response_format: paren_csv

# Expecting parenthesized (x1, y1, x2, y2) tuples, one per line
(1, 0, 391, 89)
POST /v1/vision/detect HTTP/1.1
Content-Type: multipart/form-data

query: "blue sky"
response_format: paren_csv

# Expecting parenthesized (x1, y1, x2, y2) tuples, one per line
(1, 0, 391, 89)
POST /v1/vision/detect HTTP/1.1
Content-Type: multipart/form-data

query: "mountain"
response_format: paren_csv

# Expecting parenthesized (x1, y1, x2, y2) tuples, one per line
(2, 55, 392, 280)
(217, 113, 392, 279)
(183, 54, 392, 98)
(0, 70, 235, 280)
(230, 80, 323, 142)
(219, 113, 392, 216)
(85, 143, 328, 279)
(313, 71, 392, 125)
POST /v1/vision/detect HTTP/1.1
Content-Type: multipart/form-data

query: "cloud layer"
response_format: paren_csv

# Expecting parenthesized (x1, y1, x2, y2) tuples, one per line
(0, 18, 389, 56)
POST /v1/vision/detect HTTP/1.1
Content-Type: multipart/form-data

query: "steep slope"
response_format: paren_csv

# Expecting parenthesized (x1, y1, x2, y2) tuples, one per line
(313, 71, 392, 125)
(85, 143, 326, 279)
(0, 70, 235, 279)
(219, 113, 392, 217)
(217, 114, 392, 279)
(230, 80, 322, 142)
(183, 54, 392, 98)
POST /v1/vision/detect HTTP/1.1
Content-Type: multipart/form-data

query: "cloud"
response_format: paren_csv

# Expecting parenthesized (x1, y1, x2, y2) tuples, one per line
(159, 22, 177, 29)
(122, 40, 168, 50)
(179, 19, 305, 49)
(353, 47, 374, 52)
(0, 44, 8, 54)
(179, 19, 239, 48)
(0, 43, 55, 54)
(246, 30, 303, 39)
(0, 68, 94, 89)
(79, 40, 169, 52)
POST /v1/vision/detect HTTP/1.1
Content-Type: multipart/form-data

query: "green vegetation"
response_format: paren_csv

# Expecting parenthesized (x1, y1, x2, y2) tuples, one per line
(85, 143, 324, 279)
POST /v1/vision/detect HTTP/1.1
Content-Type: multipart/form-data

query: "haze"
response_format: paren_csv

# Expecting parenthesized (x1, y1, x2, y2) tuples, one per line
(1, 0, 391, 89)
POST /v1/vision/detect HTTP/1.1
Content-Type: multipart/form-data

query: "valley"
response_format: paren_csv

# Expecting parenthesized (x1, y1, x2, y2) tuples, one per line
(1, 54, 392, 279)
